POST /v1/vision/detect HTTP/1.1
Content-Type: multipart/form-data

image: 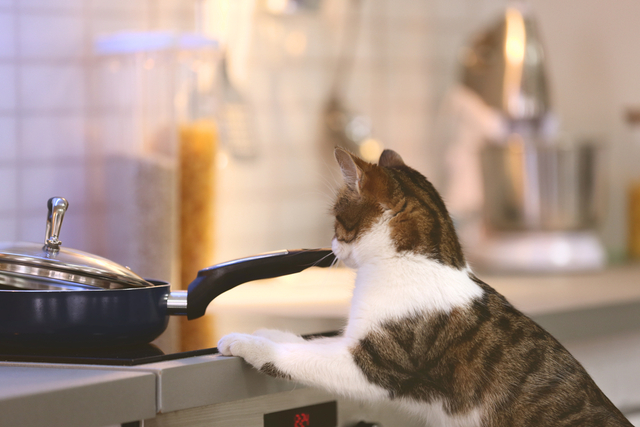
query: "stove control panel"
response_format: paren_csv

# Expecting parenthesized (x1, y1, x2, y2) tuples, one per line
(145, 386, 422, 426)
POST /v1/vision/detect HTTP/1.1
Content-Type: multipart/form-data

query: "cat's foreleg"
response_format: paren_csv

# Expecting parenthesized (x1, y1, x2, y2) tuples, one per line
(217, 333, 387, 400)
(252, 329, 306, 343)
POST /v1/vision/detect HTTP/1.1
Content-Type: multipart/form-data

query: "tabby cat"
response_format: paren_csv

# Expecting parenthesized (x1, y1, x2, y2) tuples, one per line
(218, 147, 632, 426)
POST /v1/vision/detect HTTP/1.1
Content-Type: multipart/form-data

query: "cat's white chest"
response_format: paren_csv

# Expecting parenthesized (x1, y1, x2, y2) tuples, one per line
(343, 255, 483, 340)
(333, 214, 483, 340)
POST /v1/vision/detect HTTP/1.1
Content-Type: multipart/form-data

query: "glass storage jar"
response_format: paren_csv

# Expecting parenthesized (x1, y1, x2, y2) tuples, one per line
(90, 32, 219, 351)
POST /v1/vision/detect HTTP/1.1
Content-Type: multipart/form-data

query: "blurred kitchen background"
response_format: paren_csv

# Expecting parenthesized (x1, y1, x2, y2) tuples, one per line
(1, 0, 640, 335)
(4, 2, 640, 420)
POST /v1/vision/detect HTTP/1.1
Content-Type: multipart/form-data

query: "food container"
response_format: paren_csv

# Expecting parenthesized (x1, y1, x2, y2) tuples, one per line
(480, 137, 605, 231)
(91, 32, 219, 350)
(175, 44, 220, 351)
(91, 32, 218, 281)
(626, 109, 640, 260)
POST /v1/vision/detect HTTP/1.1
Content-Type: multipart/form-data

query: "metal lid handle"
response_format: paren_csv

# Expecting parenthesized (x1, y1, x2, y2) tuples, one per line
(44, 197, 69, 252)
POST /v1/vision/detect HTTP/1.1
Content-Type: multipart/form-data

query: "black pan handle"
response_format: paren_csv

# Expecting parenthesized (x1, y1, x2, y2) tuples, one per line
(186, 248, 336, 320)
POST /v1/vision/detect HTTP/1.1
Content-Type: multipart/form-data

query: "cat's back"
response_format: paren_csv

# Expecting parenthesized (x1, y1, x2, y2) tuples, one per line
(351, 275, 632, 427)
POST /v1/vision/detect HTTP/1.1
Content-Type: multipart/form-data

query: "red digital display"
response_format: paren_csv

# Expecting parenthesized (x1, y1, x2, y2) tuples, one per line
(264, 401, 337, 427)
(294, 412, 310, 427)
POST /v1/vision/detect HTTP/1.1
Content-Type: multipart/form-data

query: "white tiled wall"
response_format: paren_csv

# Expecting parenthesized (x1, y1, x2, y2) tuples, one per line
(0, 14, 14, 58)
(0, 0, 196, 254)
(0, 64, 16, 110)
(0, 117, 17, 161)
(213, 0, 439, 260)
(1, 0, 639, 268)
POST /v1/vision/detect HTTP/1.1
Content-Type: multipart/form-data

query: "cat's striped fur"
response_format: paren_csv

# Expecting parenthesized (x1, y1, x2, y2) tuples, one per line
(218, 148, 631, 426)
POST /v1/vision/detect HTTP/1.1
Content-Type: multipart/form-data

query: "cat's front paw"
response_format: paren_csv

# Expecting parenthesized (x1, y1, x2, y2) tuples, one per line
(217, 333, 276, 369)
(253, 329, 305, 343)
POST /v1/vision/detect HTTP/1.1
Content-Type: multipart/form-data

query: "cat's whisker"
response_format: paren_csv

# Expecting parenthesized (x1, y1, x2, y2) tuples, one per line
(329, 255, 340, 269)
(315, 159, 342, 193)
(319, 176, 340, 199)
(306, 250, 336, 268)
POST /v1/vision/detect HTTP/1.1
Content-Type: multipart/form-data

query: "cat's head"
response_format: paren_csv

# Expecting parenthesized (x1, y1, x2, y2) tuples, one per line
(331, 147, 465, 270)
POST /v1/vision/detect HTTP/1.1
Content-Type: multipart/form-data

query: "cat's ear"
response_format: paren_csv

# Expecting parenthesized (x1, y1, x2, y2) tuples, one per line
(379, 149, 405, 168)
(334, 147, 365, 194)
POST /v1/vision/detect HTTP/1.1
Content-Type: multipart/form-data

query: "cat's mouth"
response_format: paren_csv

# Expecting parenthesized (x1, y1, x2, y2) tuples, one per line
(331, 237, 358, 269)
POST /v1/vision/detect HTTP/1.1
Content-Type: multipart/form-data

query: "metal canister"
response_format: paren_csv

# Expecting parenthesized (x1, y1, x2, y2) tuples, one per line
(480, 136, 604, 231)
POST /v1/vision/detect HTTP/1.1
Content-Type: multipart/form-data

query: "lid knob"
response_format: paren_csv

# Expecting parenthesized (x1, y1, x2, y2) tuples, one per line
(44, 197, 69, 252)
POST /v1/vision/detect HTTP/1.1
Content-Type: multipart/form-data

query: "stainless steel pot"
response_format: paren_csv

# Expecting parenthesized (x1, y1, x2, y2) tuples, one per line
(480, 139, 605, 231)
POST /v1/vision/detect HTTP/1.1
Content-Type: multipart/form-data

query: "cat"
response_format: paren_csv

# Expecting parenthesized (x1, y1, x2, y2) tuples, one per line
(217, 147, 632, 427)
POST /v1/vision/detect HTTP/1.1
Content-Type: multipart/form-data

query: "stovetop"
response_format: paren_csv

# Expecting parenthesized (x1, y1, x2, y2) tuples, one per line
(0, 331, 338, 366)
(0, 343, 219, 366)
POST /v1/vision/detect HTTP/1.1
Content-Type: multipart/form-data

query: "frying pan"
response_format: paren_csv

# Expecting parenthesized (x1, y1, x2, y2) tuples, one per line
(0, 198, 336, 347)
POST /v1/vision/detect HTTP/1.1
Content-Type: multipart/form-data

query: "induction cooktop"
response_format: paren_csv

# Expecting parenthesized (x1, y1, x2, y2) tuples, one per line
(0, 343, 219, 366)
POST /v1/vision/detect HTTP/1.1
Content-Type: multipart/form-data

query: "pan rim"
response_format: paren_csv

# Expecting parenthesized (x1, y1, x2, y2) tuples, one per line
(0, 279, 170, 292)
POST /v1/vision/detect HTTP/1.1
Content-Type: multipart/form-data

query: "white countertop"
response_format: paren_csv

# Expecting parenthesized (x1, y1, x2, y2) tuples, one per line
(0, 354, 299, 427)
(0, 366, 156, 427)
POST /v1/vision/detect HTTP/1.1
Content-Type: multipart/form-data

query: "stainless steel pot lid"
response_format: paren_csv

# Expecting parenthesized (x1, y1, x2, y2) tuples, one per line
(0, 197, 152, 291)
